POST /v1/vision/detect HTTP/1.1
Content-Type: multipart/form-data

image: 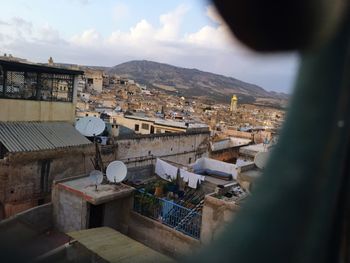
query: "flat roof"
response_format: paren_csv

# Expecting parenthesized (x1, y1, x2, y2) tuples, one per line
(239, 143, 267, 157)
(0, 59, 84, 75)
(124, 115, 208, 130)
(67, 227, 174, 263)
(57, 176, 134, 205)
(211, 137, 251, 151)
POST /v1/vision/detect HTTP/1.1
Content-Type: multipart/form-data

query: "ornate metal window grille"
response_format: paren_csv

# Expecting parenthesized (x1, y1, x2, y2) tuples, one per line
(0, 70, 75, 102)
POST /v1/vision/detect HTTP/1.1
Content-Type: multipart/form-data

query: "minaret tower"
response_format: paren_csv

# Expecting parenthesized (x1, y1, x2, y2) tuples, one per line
(230, 94, 238, 112)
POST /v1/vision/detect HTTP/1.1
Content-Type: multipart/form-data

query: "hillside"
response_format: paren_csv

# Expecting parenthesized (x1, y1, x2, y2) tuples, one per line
(108, 60, 288, 105)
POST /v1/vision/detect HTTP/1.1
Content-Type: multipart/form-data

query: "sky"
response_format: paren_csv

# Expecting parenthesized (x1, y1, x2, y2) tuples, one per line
(0, 0, 299, 93)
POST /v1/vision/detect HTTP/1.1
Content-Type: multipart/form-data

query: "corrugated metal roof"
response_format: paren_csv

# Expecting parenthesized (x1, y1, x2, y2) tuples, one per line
(0, 122, 92, 153)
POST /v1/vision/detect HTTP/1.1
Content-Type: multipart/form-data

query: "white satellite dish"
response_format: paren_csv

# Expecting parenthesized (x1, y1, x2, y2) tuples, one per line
(76, 117, 105, 137)
(89, 170, 104, 186)
(254, 151, 269, 170)
(106, 161, 127, 183)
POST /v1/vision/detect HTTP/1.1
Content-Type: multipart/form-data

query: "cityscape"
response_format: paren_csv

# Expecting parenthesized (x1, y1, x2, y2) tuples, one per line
(0, 53, 285, 262)
(5, 1, 343, 262)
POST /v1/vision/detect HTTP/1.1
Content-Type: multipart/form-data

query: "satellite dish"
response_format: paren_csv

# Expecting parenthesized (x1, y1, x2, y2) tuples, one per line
(89, 170, 103, 185)
(76, 117, 105, 137)
(254, 152, 269, 170)
(106, 161, 127, 183)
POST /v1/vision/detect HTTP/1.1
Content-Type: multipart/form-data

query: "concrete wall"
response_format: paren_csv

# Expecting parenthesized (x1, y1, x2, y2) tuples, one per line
(104, 131, 209, 169)
(126, 165, 154, 182)
(210, 148, 240, 163)
(200, 195, 240, 245)
(128, 211, 200, 258)
(52, 181, 133, 235)
(103, 196, 133, 235)
(52, 186, 88, 233)
(0, 98, 76, 123)
(113, 116, 186, 135)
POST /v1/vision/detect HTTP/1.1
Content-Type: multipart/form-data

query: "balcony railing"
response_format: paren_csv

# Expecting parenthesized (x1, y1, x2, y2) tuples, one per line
(134, 189, 202, 239)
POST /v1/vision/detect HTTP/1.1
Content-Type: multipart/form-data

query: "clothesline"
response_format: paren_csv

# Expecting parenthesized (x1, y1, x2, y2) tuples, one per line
(155, 158, 204, 189)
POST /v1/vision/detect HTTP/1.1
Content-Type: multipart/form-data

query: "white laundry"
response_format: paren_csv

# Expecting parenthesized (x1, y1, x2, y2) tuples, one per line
(155, 159, 178, 182)
(180, 169, 205, 189)
(188, 173, 204, 189)
(180, 169, 190, 182)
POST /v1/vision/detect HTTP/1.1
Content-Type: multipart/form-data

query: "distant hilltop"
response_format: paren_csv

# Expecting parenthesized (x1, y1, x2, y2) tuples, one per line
(107, 60, 289, 107)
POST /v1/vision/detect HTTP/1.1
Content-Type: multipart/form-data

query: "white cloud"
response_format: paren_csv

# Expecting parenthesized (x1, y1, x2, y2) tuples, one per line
(0, 4, 298, 92)
(156, 4, 189, 41)
(71, 29, 102, 46)
(36, 24, 61, 43)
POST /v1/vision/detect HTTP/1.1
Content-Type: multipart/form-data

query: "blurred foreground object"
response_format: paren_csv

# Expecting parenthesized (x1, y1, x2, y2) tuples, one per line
(213, 0, 348, 51)
(187, 1, 350, 263)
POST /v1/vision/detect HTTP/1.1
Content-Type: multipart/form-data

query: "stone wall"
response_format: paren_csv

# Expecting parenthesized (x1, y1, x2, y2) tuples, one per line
(200, 195, 240, 245)
(0, 146, 94, 218)
(128, 211, 200, 258)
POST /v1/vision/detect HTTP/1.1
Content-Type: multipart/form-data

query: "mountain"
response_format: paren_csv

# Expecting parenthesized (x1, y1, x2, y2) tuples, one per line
(108, 60, 288, 106)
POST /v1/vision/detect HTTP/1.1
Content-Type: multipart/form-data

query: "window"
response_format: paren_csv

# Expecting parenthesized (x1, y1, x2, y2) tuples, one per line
(188, 157, 192, 164)
(0, 142, 8, 159)
(40, 160, 51, 193)
(141, 123, 149, 130)
(135, 124, 139, 131)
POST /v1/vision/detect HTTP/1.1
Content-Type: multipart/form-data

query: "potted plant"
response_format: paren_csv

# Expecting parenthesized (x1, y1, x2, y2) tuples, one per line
(165, 177, 178, 193)
(154, 180, 165, 197)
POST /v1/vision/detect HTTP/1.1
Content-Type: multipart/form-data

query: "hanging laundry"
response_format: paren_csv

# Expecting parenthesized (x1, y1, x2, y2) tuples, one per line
(155, 159, 178, 182)
(180, 169, 205, 189)
(180, 169, 191, 182)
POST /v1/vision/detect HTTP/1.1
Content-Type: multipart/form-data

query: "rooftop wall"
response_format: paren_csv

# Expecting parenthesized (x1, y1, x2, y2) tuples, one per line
(0, 99, 76, 123)
(128, 211, 200, 258)
(200, 195, 240, 245)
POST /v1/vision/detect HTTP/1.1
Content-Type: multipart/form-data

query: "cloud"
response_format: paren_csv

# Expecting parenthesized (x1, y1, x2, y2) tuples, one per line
(71, 29, 102, 46)
(156, 4, 190, 41)
(206, 5, 224, 25)
(0, 4, 298, 92)
(0, 20, 9, 26)
(36, 24, 62, 43)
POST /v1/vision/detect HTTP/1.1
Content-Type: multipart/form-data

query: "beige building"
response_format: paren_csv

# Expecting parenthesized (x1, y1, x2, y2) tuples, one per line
(0, 60, 91, 219)
(114, 115, 209, 135)
(84, 68, 103, 93)
(0, 59, 82, 123)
